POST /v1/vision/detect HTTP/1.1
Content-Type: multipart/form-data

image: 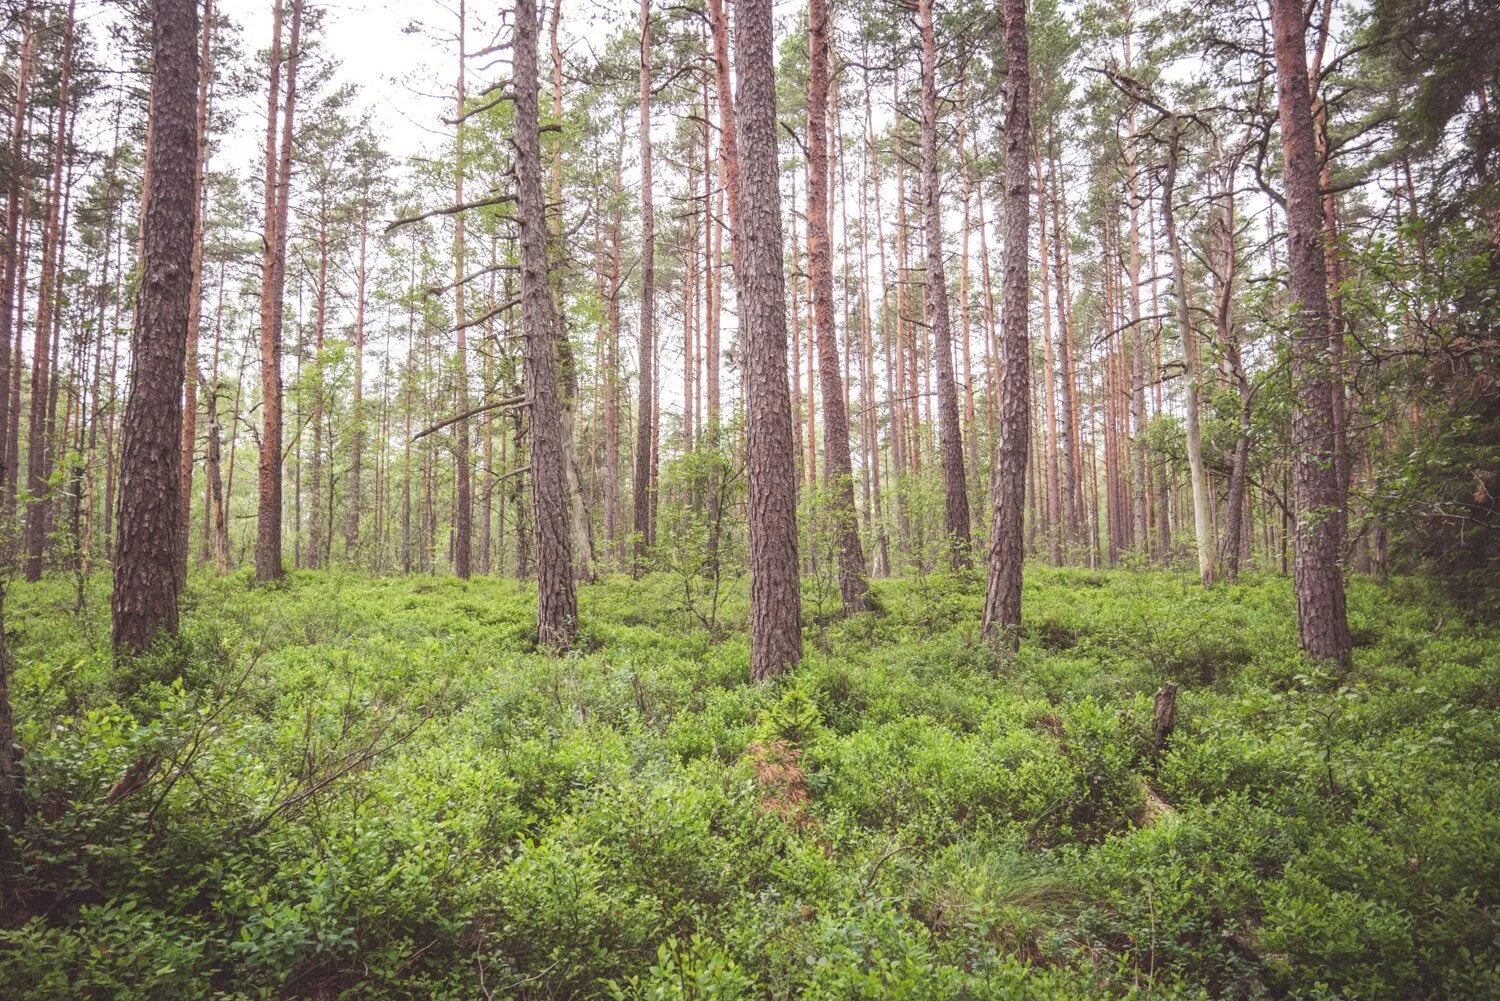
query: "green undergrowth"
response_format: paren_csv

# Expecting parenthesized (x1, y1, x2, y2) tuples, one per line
(2, 566, 1496, 999)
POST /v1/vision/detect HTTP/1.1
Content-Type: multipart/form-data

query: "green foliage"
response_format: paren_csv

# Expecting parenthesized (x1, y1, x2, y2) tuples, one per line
(2, 567, 1497, 998)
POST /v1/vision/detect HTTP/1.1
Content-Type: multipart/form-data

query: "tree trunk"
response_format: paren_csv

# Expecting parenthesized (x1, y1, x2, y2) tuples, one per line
(113, 0, 200, 654)
(632, 0, 657, 571)
(0, 11, 32, 548)
(807, 0, 870, 613)
(917, 0, 971, 569)
(605, 148, 623, 564)
(1160, 125, 1213, 586)
(255, 0, 301, 582)
(347, 203, 368, 559)
(515, 0, 578, 648)
(982, 0, 1031, 651)
(24, 0, 75, 582)
(176, 0, 212, 590)
(452, 0, 473, 578)
(733, 0, 802, 680)
(1270, 0, 1351, 664)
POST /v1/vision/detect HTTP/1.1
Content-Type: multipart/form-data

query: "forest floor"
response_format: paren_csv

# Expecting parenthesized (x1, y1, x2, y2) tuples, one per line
(3, 566, 1497, 999)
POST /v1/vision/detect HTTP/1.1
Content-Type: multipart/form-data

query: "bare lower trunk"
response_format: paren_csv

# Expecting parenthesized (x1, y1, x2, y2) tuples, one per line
(515, 0, 577, 648)
(255, 0, 301, 582)
(1270, 0, 1351, 663)
(733, 0, 802, 680)
(632, 0, 657, 571)
(982, 0, 1031, 650)
(113, 0, 200, 653)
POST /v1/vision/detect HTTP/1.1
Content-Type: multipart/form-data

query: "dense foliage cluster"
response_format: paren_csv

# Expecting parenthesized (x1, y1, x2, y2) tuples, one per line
(3, 568, 1495, 998)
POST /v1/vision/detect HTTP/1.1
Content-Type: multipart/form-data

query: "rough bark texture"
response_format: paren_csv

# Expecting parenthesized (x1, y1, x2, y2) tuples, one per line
(917, 0, 972, 570)
(807, 0, 870, 614)
(113, 0, 200, 654)
(1270, 0, 1351, 664)
(733, 0, 802, 681)
(255, 0, 300, 583)
(982, 0, 1031, 651)
(632, 0, 657, 570)
(515, 0, 577, 649)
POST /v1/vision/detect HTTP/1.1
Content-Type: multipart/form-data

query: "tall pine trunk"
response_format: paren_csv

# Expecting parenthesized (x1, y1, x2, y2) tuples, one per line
(982, 0, 1031, 650)
(632, 0, 656, 571)
(1270, 0, 1351, 663)
(113, 0, 201, 653)
(255, 0, 301, 582)
(807, 0, 870, 613)
(917, 0, 972, 569)
(515, 0, 578, 648)
(733, 0, 802, 680)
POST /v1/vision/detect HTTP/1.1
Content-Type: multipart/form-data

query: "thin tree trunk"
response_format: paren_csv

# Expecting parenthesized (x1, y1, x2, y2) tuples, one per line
(1160, 125, 1213, 586)
(632, 0, 657, 569)
(452, 0, 473, 578)
(807, 0, 870, 613)
(24, 0, 75, 582)
(917, 0, 971, 568)
(176, 0, 212, 589)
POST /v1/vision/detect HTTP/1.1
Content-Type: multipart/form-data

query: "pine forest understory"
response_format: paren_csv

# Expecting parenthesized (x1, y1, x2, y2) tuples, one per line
(0, 0, 1497, 996)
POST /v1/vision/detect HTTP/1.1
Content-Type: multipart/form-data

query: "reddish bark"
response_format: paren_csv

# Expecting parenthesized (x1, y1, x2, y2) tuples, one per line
(733, 0, 802, 680)
(982, 0, 1031, 650)
(113, 0, 201, 654)
(515, 0, 578, 648)
(1270, 0, 1351, 663)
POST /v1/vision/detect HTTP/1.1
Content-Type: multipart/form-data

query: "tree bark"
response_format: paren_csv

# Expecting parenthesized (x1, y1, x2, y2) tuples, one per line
(807, 0, 870, 613)
(1270, 0, 1351, 664)
(176, 0, 212, 590)
(632, 0, 657, 570)
(982, 0, 1031, 651)
(515, 0, 578, 648)
(347, 203, 369, 559)
(23, 0, 75, 582)
(255, 0, 301, 582)
(1160, 125, 1213, 586)
(113, 0, 200, 654)
(917, 0, 972, 569)
(452, 0, 474, 578)
(733, 0, 802, 680)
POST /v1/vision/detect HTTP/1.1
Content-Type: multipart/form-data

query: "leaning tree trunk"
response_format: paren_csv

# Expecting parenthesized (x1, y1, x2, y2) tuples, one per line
(807, 0, 870, 614)
(515, 0, 577, 649)
(981, 0, 1031, 651)
(733, 0, 802, 681)
(113, 0, 201, 654)
(1270, 0, 1351, 663)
